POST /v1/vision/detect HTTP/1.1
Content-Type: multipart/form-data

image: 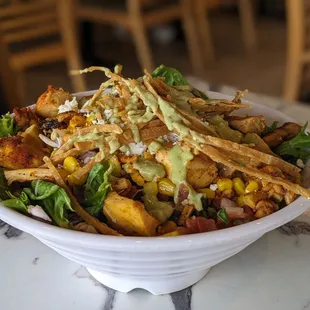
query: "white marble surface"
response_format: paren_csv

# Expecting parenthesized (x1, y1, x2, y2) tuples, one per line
(1, 84, 310, 310)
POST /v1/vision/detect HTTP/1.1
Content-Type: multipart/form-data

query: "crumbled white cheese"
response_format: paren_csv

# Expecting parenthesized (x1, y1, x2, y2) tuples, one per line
(128, 142, 147, 156)
(91, 119, 106, 125)
(28, 205, 52, 222)
(160, 133, 180, 144)
(210, 184, 218, 191)
(297, 159, 305, 168)
(58, 97, 79, 113)
(104, 109, 113, 120)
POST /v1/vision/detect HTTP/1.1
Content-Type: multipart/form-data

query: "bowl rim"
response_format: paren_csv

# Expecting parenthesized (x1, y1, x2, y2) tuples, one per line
(0, 90, 309, 250)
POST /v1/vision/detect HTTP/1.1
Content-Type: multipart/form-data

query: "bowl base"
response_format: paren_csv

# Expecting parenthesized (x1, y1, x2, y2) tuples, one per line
(87, 268, 210, 295)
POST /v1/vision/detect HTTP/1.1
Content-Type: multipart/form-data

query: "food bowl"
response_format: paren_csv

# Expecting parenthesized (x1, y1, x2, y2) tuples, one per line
(0, 91, 309, 295)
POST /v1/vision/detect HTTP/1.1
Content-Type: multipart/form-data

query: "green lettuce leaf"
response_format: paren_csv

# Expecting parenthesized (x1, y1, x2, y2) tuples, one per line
(84, 163, 114, 216)
(152, 65, 189, 86)
(262, 121, 278, 136)
(0, 113, 19, 137)
(1, 191, 29, 214)
(0, 168, 9, 200)
(152, 65, 208, 99)
(275, 122, 310, 160)
(23, 180, 73, 228)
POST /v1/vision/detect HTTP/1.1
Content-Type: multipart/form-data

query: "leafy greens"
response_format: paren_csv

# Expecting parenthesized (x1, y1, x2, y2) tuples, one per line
(0, 113, 19, 137)
(23, 180, 73, 228)
(84, 163, 114, 216)
(262, 121, 278, 136)
(276, 122, 310, 160)
(1, 191, 29, 214)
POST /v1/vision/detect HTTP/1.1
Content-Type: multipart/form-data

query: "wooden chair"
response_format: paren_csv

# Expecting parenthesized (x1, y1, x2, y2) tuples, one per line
(0, 0, 86, 108)
(193, 0, 257, 62)
(73, 0, 204, 74)
(283, 0, 309, 102)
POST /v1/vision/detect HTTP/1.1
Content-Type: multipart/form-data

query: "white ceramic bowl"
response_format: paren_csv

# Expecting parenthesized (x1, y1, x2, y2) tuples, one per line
(0, 91, 309, 295)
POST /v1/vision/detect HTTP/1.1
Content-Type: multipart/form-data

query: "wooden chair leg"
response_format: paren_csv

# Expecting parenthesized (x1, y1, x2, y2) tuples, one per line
(283, 0, 304, 101)
(0, 40, 22, 109)
(127, 0, 154, 72)
(193, 0, 215, 64)
(180, 0, 206, 74)
(238, 0, 257, 53)
(56, 0, 86, 93)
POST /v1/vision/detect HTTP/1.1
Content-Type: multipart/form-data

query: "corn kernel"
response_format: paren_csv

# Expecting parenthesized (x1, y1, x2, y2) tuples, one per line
(245, 180, 259, 193)
(63, 156, 80, 173)
(236, 195, 244, 207)
(51, 149, 57, 156)
(217, 178, 233, 192)
(69, 115, 86, 130)
(67, 172, 88, 186)
(143, 182, 158, 196)
(109, 155, 121, 177)
(232, 177, 245, 195)
(131, 171, 145, 186)
(158, 178, 175, 197)
(198, 188, 215, 199)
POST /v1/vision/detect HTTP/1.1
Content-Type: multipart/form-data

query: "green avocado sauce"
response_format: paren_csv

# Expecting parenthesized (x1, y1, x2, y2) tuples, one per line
(133, 160, 166, 182)
(168, 145, 203, 211)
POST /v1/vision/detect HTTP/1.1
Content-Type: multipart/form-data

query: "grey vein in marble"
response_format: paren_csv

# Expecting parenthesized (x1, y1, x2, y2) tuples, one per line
(0, 219, 23, 239)
(279, 221, 310, 236)
(101, 285, 116, 310)
(170, 287, 192, 310)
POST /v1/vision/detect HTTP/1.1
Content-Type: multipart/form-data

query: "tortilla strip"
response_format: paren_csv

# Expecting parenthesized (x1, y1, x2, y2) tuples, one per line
(76, 124, 123, 135)
(196, 143, 310, 198)
(43, 156, 121, 236)
(4, 168, 54, 185)
(50, 148, 81, 165)
(73, 141, 97, 151)
(202, 134, 300, 178)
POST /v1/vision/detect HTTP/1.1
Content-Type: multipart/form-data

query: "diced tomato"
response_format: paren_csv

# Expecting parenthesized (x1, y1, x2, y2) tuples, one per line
(184, 216, 217, 234)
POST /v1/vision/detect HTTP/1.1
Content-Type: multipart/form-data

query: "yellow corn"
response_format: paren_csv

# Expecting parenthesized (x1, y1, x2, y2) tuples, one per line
(198, 188, 215, 199)
(131, 171, 145, 187)
(69, 115, 86, 131)
(232, 177, 245, 195)
(67, 173, 88, 186)
(63, 156, 80, 173)
(217, 178, 233, 192)
(162, 231, 180, 237)
(86, 114, 96, 126)
(158, 178, 175, 197)
(109, 155, 121, 177)
(236, 195, 244, 207)
(143, 182, 158, 196)
(51, 149, 57, 156)
(245, 180, 259, 193)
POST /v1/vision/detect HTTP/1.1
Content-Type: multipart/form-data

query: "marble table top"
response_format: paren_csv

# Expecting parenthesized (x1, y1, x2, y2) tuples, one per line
(1, 81, 310, 310)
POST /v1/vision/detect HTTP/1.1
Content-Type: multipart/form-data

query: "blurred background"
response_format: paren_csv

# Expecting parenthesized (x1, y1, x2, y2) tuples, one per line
(0, 0, 309, 112)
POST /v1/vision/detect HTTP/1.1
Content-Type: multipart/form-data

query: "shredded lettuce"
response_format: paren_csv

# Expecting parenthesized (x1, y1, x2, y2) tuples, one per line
(152, 65, 189, 86)
(276, 122, 310, 160)
(1, 191, 29, 214)
(0, 113, 19, 137)
(152, 65, 208, 99)
(0, 168, 9, 200)
(23, 180, 73, 228)
(84, 163, 114, 216)
(262, 121, 278, 136)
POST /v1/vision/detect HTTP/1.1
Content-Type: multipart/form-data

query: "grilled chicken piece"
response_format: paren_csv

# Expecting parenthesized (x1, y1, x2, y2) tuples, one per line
(156, 149, 218, 189)
(186, 154, 218, 189)
(226, 115, 265, 134)
(0, 125, 49, 170)
(263, 122, 302, 148)
(36, 85, 72, 118)
(4, 168, 54, 185)
(13, 107, 38, 130)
